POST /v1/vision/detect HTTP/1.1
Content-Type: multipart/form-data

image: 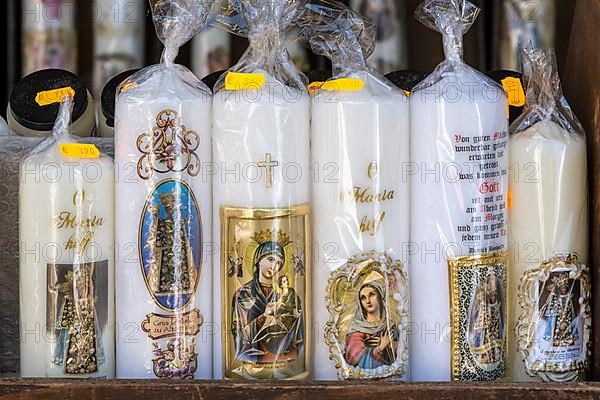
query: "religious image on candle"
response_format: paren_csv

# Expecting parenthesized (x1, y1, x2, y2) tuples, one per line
(297, 1, 410, 381)
(221, 207, 309, 379)
(212, 0, 311, 381)
(114, 0, 214, 379)
(325, 252, 408, 379)
(509, 47, 590, 382)
(410, 0, 509, 382)
(20, 96, 114, 378)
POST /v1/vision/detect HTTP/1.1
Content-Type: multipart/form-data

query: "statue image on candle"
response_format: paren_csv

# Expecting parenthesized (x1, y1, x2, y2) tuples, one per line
(212, 0, 311, 380)
(509, 47, 591, 382)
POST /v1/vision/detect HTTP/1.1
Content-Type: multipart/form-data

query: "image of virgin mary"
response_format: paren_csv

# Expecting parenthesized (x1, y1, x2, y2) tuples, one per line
(344, 282, 398, 369)
(231, 241, 304, 364)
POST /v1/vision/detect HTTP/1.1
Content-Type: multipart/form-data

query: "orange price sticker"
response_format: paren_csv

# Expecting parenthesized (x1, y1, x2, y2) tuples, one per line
(35, 86, 75, 106)
(225, 72, 265, 90)
(59, 144, 100, 159)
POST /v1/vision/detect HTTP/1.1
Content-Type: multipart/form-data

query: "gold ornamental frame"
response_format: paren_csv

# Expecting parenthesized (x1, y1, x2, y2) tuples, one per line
(515, 254, 591, 382)
(324, 250, 409, 380)
(220, 203, 311, 380)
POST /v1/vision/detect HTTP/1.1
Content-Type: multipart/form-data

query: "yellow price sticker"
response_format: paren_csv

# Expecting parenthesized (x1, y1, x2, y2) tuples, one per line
(35, 86, 75, 106)
(507, 190, 513, 209)
(320, 78, 364, 91)
(119, 82, 137, 94)
(59, 144, 100, 159)
(225, 72, 265, 90)
(501, 77, 526, 107)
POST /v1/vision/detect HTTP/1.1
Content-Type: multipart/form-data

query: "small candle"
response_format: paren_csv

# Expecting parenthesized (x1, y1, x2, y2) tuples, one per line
(509, 48, 590, 382)
(19, 98, 115, 378)
(410, 0, 509, 382)
(7, 69, 95, 138)
(93, 0, 145, 90)
(212, 69, 311, 380)
(22, 0, 77, 75)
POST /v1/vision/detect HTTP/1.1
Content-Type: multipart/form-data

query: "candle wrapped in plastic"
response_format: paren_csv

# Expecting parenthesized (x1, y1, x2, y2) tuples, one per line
(211, 0, 311, 380)
(296, 0, 410, 381)
(409, 0, 509, 382)
(114, 0, 214, 379)
(509, 47, 590, 382)
(20, 96, 115, 378)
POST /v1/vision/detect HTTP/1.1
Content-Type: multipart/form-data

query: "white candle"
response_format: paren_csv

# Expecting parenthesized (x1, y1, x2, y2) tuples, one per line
(410, 76, 508, 382)
(114, 66, 213, 379)
(409, 0, 509, 382)
(311, 71, 410, 380)
(509, 121, 589, 382)
(212, 71, 311, 380)
(19, 101, 115, 378)
(93, 0, 145, 90)
(22, 0, 77, 75)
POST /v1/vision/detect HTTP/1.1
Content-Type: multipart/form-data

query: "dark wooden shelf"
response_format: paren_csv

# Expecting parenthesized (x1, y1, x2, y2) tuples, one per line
(1, 379, 600, 400)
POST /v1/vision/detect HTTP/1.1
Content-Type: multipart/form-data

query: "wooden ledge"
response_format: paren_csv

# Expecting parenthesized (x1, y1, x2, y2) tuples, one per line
(1, 379, 600, 400)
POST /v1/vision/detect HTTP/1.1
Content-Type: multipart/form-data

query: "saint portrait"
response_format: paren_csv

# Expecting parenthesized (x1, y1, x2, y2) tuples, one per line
(230, 236, 304, 364)
(344, 281, 398, 369)
(325, 252, 407, 379)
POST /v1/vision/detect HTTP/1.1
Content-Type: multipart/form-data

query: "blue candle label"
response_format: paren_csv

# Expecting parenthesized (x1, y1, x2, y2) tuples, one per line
(448, 253, 508, 381)
(221, 204, 311, 380)
(324, 251, 409, 380)
(515, 254, 591, 381)
(138, 179, 203, 379)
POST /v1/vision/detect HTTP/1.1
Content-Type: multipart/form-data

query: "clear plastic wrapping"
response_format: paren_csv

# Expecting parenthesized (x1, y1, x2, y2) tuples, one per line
(298, 0, 410, 381)
(114, 0, 214, 379)
(19, 97, 115, 378)
(498, 0, 556, 71)
(410, 0, 509, 382)
(212, 0, 311, 380)
(509, 47, 590, 382)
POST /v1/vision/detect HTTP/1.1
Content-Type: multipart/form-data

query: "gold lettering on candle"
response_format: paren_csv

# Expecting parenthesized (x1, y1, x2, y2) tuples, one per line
(359, 212, 386, 236)
(141, 309, 203, 340)
(367, 161, 379, 179)
(257, 153, 280, 189)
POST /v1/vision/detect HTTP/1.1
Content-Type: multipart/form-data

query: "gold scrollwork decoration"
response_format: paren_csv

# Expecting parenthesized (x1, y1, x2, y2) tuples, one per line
(136, 109, 201, 180)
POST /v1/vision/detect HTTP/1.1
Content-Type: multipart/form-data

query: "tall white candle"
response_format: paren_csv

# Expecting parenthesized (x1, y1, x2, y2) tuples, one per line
(115, 66, 213, 379)
(409, 0, 509, 382)
(115, 0, 214, 379)
(311, 70, 410, 380)
(22, 0, 77, 75)
(508, 48, 590, 382)
(93, 0, 145, 90)
(19, 99, 115, 378)
(212, 70, 311, 380)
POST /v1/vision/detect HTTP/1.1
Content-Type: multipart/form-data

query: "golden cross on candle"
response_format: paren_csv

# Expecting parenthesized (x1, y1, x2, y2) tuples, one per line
(257, 153, 280, 188)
